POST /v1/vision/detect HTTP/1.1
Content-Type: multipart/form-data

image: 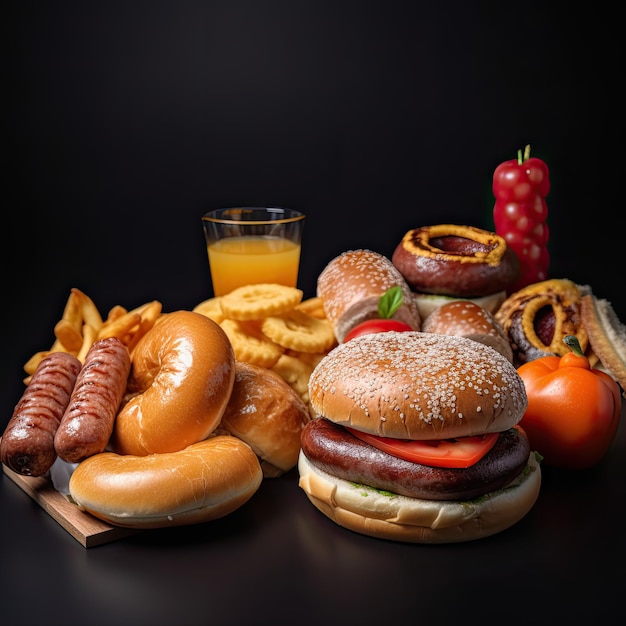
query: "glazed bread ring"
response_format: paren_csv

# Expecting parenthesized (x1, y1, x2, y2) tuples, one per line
(69, 436, 263, 528)
(392, 224, 520, 298)
(112, 310, 235, 455)
(494, 279, 590, 366)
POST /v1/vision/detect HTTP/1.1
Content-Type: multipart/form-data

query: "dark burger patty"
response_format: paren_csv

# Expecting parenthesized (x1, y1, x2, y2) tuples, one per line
(300, 418, 531, 501)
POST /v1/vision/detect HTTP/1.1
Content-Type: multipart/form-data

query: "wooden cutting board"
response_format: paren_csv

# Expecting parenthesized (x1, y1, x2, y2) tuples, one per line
(2, 463, 139, 548)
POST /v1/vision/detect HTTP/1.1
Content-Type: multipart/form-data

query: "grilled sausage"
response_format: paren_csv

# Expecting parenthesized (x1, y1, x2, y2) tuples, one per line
(54, 337, 131, 463)
(1, 352, 82, 476)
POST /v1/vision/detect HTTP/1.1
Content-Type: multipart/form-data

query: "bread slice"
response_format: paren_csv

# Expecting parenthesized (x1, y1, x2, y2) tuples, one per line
(581, 294, 626, 396)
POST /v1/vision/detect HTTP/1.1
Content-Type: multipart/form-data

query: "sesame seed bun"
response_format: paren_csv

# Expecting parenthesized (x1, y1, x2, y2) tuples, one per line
(307, 331, 527, 440)
(316, 249, 421, 343)
(421, 300, 513, 362)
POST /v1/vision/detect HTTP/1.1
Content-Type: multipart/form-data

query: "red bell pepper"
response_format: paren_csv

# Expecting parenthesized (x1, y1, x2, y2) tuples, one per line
(493, 145, 550, 293)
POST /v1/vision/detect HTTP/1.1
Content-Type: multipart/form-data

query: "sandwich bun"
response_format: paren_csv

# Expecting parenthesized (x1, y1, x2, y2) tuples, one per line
(580, 293, 626, 395)
(413, 292, 507, 320)
(421, 300, 513, 362)
(316, 249, 421, 343)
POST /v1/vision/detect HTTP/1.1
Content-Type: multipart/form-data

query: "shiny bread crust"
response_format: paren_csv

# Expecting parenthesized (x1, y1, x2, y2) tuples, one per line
(220, 361, 312, 477)
(69, 436, 263, 528)
(421, 300, 513, 362)
(112, 311, 235, 455)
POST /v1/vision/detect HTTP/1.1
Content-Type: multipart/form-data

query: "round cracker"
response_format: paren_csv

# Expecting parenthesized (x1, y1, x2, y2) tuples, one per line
(193, 297, 226, 324)
(219, 319, 284, 368)
(261, 310, 336, 353)
(220, 284, 303, 321)
(295, 296, 327, 319)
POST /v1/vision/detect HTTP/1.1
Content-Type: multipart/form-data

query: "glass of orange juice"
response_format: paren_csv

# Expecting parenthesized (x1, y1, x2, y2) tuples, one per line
(202, 207, 306, 296)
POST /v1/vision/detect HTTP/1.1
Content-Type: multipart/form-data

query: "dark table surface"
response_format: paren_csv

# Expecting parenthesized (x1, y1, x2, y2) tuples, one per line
(1, 401, 625, 626)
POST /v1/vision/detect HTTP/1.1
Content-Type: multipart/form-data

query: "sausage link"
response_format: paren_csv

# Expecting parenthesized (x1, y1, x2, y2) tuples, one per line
(54, 337, 131, 463)
(1, 352, 82, 476)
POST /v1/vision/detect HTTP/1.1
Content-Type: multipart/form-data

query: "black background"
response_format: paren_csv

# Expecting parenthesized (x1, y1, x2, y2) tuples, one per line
(2, 3, 624, 625)
(3, 1, 624, 411)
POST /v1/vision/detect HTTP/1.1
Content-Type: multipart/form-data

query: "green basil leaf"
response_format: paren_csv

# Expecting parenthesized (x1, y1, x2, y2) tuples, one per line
(378, 286, 403, 318)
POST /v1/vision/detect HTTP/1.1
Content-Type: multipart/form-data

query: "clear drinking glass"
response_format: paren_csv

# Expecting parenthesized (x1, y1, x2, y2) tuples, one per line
(202, 207, 306, 296)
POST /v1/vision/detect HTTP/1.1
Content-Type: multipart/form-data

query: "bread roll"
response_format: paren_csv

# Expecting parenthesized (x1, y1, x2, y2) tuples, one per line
(316, 249, 421, 343)
(413, 292, 507, 320)
(220, 361, 312, 477)
(308, 331, 527, 440)
(422, 300, 513, 362)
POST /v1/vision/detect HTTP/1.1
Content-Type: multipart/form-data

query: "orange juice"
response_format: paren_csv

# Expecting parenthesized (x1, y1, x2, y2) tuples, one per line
(207, 235, 301, 296)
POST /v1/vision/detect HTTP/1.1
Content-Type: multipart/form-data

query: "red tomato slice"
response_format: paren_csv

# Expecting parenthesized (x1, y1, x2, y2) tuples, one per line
(344, 319, 413, 342)
(346, 428, 499, 468)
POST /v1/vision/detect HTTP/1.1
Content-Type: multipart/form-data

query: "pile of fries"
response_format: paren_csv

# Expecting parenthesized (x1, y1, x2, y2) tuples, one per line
(23, 288, 162, 384)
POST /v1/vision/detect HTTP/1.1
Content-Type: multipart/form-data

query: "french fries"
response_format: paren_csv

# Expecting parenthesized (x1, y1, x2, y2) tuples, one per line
(22, 288, 163, 384)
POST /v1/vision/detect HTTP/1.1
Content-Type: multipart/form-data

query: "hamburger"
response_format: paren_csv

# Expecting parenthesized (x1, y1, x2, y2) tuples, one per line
(298, 331, 542, 543)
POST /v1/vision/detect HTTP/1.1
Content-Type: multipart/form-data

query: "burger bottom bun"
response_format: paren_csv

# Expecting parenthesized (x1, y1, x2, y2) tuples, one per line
(69, 436, 263, 529)
(414, 291, 506, 320)
(297, 450, 541, 544)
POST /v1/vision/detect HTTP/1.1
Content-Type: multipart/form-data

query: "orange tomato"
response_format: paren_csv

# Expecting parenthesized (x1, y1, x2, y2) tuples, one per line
(517, 336, 622, 469)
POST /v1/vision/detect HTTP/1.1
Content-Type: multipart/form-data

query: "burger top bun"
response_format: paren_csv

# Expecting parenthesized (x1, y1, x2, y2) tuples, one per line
(220, 361, 312, 477)
(308, 331, 527, 440)
(316, 249, 421, 343)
